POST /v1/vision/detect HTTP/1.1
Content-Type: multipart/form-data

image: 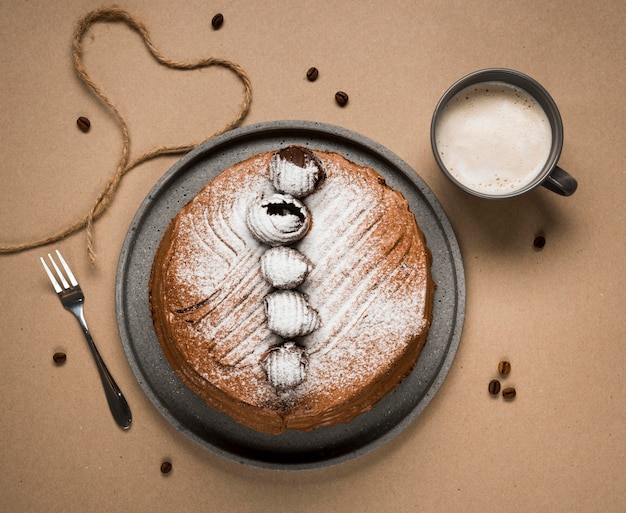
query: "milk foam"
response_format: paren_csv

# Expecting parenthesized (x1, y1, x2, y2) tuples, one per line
(435, 81, 552, 196)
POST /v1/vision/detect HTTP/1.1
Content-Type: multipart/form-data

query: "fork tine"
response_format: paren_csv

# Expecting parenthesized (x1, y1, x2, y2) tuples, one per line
(47, 252, 71, 290)
(56, 250, 78, 287)
(40, 256, 63, 293)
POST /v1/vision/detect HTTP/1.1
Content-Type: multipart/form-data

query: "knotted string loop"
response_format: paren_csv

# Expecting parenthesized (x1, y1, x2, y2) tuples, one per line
(0, 6, 252, 263)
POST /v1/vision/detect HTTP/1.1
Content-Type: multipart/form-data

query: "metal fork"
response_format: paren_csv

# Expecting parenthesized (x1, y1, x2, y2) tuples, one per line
(40, 250, 132, 430)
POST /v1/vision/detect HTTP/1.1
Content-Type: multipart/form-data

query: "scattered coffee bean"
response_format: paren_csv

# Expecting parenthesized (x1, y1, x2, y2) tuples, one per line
(76, 116, 91, 133)
(502, 387, 517, 400)
(335, 91, 349, 106)
(211, 13, 224, 30)
(533, 234, 546, 250)
(306, 66, 319, 82)
(487, 379, 500, 395)
(498, 360, 511, 375)
(53, 352, 67, 365)
(160, 461, 172, 474)
(488, 379, 501, 395)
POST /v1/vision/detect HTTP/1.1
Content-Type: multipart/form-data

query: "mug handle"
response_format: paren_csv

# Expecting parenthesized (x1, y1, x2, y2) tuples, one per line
(541, 166, 578, 196)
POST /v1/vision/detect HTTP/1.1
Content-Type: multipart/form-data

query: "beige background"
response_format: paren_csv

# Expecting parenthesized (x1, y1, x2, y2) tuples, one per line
(1, 1, 625, 511)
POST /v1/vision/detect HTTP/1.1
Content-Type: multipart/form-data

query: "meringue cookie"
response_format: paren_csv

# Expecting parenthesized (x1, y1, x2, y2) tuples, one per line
(262, 341, 308, 391)
(260, 246, 312, 289)
(246, 193, 311, 246)
(264, 290, 320, 338)
(269, 146, 326, 198)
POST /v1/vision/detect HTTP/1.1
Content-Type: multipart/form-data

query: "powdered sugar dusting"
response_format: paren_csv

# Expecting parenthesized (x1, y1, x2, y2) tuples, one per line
(294, 157, 429, 401)
(156, 150, 432, 426)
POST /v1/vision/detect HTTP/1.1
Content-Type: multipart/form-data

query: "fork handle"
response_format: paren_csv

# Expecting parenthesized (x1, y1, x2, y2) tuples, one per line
(72, 309, 132, 429)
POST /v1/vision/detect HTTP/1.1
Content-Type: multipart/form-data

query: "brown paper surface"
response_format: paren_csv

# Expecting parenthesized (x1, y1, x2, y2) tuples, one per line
(1, 1, 625, 511)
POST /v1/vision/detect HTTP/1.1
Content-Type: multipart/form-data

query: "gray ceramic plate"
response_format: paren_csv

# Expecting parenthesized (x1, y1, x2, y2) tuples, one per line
(116, 121, 465, 470)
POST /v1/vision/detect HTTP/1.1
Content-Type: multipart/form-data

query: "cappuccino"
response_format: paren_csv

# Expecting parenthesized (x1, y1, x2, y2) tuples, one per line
(434, 81, 552, 196)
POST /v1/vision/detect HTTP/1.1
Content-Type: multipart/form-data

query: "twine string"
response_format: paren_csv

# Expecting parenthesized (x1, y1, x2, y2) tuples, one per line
(0, 6, 252, 263)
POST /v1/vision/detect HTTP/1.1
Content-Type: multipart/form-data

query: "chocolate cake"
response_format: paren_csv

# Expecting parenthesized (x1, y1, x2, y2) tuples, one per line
(149, 146, 434, 435)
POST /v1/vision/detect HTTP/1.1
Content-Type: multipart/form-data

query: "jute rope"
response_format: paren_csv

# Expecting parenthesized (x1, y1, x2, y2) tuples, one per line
(0, 6, 252, 263)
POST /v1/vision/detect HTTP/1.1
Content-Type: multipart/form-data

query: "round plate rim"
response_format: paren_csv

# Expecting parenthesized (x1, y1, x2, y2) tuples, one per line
(115, 120, 465, 470)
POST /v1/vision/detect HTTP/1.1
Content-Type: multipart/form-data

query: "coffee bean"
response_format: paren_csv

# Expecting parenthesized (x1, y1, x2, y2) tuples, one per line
(306, 67, 319, 82)
(498, 360, 511, 375)
(488, 379, 501, 396)
(335, 91, 349, 106)
(533, 234, 546, 250)
(160, 461, 172, 474)
(211, 13, 224, 30)
(76, 116, 91, 133)
(502, 387, 517, 400)
(53, 352, 67, 365)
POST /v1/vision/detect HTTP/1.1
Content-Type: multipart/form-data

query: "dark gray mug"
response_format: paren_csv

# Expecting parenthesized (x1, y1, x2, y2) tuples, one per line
(431, 68, 577, 198)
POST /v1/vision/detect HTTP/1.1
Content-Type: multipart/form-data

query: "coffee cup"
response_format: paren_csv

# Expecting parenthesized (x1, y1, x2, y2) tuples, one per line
(431, 68, 577, 198)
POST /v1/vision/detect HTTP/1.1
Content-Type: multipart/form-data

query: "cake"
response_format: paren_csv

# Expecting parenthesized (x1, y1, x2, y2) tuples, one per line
(149, 146, 434, 435)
